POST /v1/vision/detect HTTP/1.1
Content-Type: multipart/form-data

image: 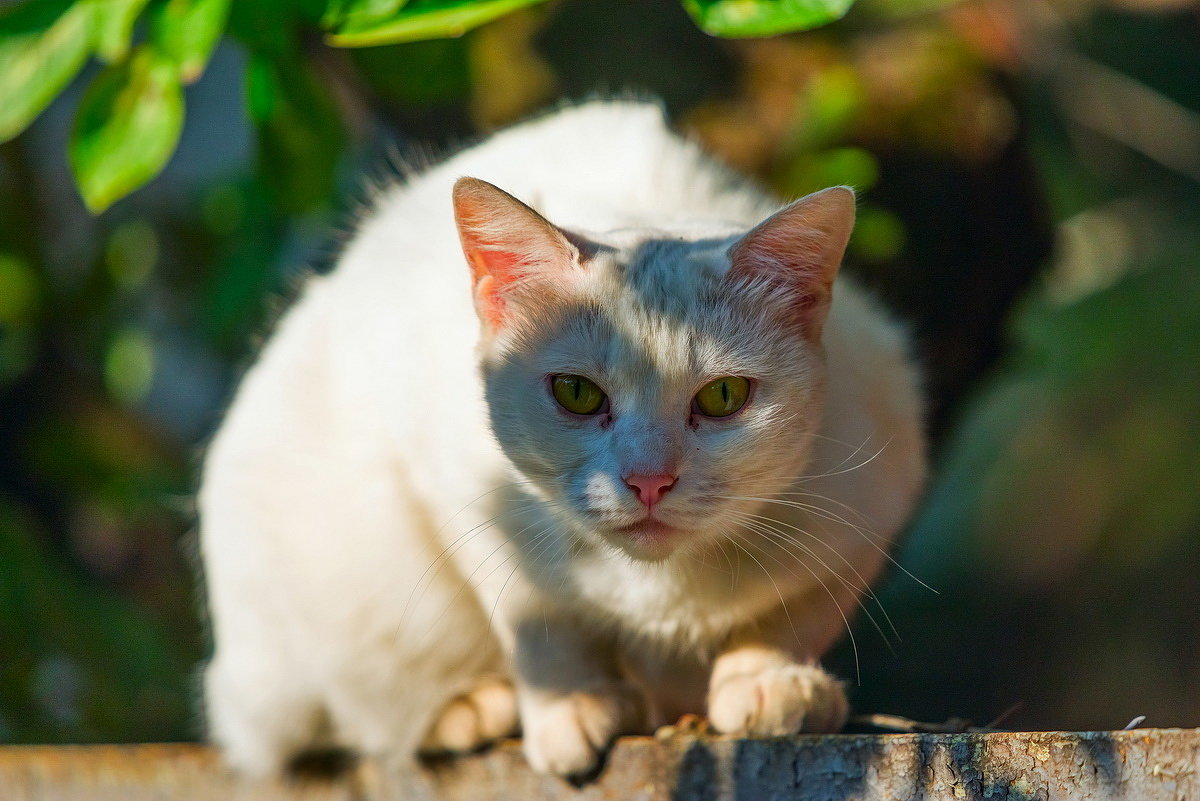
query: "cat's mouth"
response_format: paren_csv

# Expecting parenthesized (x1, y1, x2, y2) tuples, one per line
(616, 518, 679, 539)
(607, 517, 687, 560)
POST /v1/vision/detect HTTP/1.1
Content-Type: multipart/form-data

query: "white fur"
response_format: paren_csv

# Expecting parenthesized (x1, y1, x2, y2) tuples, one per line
(199, 100, 926, 776)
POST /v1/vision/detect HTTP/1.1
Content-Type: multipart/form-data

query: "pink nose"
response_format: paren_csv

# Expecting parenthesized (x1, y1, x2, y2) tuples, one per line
(623, 474, 677, 509)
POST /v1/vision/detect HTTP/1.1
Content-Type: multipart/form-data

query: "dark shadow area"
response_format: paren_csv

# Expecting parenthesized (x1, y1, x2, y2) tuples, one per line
(286, 747, 359, 781)
(537, 0, 739, 117)
(671, 741, 718, 801)
(730, 737, 885, 801)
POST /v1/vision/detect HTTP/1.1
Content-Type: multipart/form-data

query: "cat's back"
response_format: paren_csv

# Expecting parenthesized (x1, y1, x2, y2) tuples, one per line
(334, 100, 771, 307)
(368, 100, 773, 238)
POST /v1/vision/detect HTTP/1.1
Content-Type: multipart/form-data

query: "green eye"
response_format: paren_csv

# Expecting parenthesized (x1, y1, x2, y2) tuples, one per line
(694, 376, 751, 418)
(552, 374, 607, 415)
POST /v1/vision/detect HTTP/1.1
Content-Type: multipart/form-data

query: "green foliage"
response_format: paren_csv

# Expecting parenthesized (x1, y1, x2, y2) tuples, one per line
(92, 0, 151, 62)
(0, 0, 94, 142)
(0, 499, 196, 743)
(68, 48, 185, 212)
(149, 0, 232, 83)
(682, 0, 854, 37)
(351, 38, 471, 104)
(246, 50, 345, 213)
(328, 0, 552, 46)
(0, 0, 860, 212)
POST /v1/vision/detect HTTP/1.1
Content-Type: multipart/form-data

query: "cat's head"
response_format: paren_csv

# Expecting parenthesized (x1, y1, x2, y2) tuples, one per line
(453, 177, 854, 561)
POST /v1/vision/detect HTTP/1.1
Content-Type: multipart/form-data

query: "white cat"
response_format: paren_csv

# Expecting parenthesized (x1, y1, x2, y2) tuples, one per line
(199, 100, 926, 778)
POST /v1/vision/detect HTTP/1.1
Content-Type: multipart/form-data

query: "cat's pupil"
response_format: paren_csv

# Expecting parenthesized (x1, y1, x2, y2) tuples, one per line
(572, 379, 581, 400)
(721, 381, 729, 404)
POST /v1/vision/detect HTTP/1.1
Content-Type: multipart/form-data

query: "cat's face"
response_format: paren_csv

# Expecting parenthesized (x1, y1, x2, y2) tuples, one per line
(455, 179, 854, 561)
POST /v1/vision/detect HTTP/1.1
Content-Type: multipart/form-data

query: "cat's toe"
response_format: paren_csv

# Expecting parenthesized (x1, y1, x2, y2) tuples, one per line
(521, 685, 643, 777)
(469, 677, 520, 740)
(419, 678, 519, 754)
(708, 662, 847, 737)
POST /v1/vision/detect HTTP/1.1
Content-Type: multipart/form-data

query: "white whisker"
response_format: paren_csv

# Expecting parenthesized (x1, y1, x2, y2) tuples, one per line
(729, 512, 896, 654)
(729, 508, 899, 642)
(733, 531, 861, 685)
(718, 494, 936, 594)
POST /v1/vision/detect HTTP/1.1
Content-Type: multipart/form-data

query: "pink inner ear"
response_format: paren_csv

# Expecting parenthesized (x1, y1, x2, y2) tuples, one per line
(456, 210, 510, 328)
(463, 234, 526, 283)
(728, 188, 855, 337)
(461, 229, 542, 329)
(471, 273, 505, 329)
(453, 177, 580, 330)
(730, 230, 836, 323)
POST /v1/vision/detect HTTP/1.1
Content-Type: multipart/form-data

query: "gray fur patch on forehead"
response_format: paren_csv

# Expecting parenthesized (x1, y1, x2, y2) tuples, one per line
(616, 237, 735, 316)
(491, 230, 813, 383)
(566, 274, 807, 383)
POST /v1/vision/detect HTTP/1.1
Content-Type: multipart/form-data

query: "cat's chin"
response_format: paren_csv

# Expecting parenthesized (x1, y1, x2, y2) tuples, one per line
(604, 520, 688, 562)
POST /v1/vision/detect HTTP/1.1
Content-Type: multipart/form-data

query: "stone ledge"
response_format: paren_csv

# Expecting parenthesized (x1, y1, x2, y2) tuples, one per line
(3, 728, 1198, 800)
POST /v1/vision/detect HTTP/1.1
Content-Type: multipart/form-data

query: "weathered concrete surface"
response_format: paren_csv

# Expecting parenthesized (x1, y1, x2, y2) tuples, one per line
(2, 729, 1197, 801)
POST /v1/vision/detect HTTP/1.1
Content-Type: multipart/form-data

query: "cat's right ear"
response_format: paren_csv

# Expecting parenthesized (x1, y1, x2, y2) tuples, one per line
(452, 177, 581, 331)
(727, 186, 856, 341)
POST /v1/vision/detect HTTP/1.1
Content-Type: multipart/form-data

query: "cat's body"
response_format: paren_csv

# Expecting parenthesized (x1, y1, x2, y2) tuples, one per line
(200, 100, 925, 777)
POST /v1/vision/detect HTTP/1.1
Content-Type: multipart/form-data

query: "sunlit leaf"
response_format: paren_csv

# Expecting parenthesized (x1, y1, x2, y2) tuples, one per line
(0, 0, 94, 143)
(150, 0, 231, 83)
(329, 0, 549, 46)
(69, 49, 185, 213)
(681, 0, 855, 37)
(92, 0, 152, 62)
(246, 52, 344, 212)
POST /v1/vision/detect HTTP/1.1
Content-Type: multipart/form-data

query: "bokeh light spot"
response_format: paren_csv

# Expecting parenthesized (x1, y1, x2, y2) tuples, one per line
(104, 329, 156, 406)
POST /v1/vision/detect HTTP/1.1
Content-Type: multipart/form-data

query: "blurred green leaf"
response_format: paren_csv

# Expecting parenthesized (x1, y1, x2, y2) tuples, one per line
(0, 252, 40, 325)
(69, 48, 185, 213)
(681, 0, 855, 37)
(849, 205, 905, 262)
(324, 0, 410, 29)
(0, 327, 35, 386)
(0, 499, 196, 743)
(104, 328, 155, 405)
(351, 38, 471, 104)
(105, 221, 158, 289)
(792, 64, 864, 150)
(0, 0, 94, 143)
(149, 0, 231, 83)
(777, 146, 879, 198)
(227, 0, 293, 55)
(200, 180, 285, 348)
(246, 52, 344, 212)
(92, 0, 151, 63)
(855, 0, 958, 18)
(329, 0, 550, 46)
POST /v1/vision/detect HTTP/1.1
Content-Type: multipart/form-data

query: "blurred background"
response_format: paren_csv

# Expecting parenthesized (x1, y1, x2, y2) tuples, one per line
(1, 0, 1198, 745)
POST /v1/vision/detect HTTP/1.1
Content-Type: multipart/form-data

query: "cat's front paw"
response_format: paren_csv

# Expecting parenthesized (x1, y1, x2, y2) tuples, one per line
(521, 683, 644, 777)
(419, 677, 519, 754)
(707, 653, 847, 737)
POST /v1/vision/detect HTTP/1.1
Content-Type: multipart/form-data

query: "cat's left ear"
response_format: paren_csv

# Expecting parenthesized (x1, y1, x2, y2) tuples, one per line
(728, 186, 855, 340)
(452, 177, 582, 331)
